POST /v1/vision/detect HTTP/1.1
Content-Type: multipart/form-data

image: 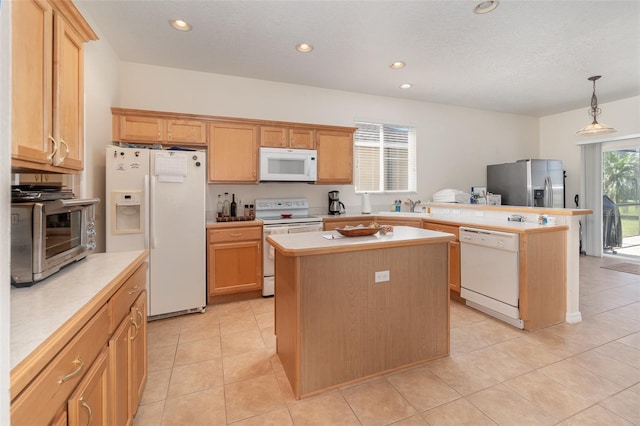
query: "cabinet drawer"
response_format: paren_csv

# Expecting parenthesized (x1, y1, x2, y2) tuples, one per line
(423, 222, 459, 240)
(11, 305, 110, 425)
(208, 227, 262, 243)
(111, 262, 147, 330)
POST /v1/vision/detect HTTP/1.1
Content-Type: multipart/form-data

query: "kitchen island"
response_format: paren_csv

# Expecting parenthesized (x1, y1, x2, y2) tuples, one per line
(267, 226, 455, 399)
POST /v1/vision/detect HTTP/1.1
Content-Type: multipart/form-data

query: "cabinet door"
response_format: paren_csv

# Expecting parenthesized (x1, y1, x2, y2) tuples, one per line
(377, 218, 422, 228)
(260, 127, 287, 148)
(167, 119, 207, 145)
(323, 219, 370, 231)
(52, 15, 84, 170)
(109, 316, 132, 426)
(117, 116, 165, 143)
(289, 128, 315, 149)
(316, 130, 353, 184)
(208, 240, 262, 297)
(68, 348, 109, 426)
(208, 123, 258, 182)
(129, 292, 147, 415)
(11, 0, 54, 166)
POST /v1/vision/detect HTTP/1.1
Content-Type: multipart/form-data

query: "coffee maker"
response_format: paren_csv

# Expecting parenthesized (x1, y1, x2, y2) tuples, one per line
(328, 190, 345, 215)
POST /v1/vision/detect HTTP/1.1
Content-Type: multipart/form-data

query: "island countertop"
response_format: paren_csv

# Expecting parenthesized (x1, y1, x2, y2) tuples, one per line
(267, 225, 455, 257)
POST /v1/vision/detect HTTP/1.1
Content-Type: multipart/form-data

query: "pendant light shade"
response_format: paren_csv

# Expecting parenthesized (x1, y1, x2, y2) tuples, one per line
(577, 75, 616, 135)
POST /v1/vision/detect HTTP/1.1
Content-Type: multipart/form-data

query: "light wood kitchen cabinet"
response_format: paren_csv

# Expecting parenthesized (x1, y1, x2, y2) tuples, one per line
(423, 222, 461, 293)
(376, 217, 422, 228)
(208, 122, 259, 182)
(10, 305, 110, 425)
(68, 348, 110, 425)
(260, 126, 315, 149)
(207, 225, 263, 300)
(109, 292, 147, 426)
(10, 255, 148, 426)
(110, 314, 132, 426)
(11, 0, 97, 173)
(324, 215, 421, 231)
(115, 115, 165, 143)
(315, 129, 354, 184)
(112, 111, 208, 146)
(129, 293, 148, 414)
(323, 217, 371, 231)
(109, 264, 147, 425)
(17, 173, 66, 186)
(167, 119, 207, 145)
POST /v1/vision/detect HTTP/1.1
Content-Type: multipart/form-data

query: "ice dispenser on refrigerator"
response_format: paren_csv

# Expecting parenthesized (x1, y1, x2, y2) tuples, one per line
(111, 191, 143, 234)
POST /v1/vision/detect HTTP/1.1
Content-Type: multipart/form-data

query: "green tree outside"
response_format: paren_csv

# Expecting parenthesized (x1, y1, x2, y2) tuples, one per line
(603, 150, 640, 237)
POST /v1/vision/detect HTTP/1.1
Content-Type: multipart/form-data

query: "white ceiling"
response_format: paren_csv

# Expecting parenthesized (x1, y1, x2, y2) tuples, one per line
(75, 0, 640, 117)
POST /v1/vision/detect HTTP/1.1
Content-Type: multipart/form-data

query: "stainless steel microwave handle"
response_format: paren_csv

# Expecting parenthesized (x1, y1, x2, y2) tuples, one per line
(55, 198, 101, 207)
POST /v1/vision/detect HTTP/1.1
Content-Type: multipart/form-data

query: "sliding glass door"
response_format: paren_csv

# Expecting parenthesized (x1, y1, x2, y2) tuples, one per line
(602, 142, 640, 258)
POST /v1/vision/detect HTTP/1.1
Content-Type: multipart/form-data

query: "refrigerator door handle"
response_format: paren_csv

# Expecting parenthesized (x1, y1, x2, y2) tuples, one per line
(545, 176, 553, 207)
(150, 175, 157, 249)
(144, 174, 150, 250)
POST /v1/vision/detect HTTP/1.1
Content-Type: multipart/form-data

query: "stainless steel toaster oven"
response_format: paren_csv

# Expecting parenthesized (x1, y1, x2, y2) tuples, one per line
(11, 198, 99, 286)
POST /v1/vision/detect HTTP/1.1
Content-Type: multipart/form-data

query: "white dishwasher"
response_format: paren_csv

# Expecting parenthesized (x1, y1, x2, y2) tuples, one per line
(459, 227, 523, 329)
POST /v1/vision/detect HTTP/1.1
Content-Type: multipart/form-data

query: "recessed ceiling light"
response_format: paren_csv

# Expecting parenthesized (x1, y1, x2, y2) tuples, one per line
(400, 83, 412, 89)
(169, 19, 192, 31)
(474, 0, 499, 14)
(390, 61, 406, 69)
(296, 43, 314, 53)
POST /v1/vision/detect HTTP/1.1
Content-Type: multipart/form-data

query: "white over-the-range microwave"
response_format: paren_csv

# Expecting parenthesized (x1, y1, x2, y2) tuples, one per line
(259, 147, 317, 182)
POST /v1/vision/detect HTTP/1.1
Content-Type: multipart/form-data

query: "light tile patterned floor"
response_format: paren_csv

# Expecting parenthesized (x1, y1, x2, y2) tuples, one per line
(134, 255, 640, 425)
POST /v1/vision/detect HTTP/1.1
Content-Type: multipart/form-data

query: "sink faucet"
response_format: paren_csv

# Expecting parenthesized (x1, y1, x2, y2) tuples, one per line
(408, 198, 421, 212)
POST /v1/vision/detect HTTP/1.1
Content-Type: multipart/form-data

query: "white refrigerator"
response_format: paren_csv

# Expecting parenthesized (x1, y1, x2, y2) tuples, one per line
(105, 146, 206, 318)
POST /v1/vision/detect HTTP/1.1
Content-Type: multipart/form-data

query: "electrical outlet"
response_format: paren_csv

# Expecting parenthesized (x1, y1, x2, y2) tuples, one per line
(375, 270, 390, 283)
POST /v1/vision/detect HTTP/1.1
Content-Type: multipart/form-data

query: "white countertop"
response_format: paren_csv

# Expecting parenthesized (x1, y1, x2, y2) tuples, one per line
(10, 250, 146, 370)
(267, 225, 454, 256)
(325, 211, 568, 233)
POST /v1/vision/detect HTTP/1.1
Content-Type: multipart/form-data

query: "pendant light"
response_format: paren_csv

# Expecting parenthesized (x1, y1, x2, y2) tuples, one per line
(577, 75, 616, 135)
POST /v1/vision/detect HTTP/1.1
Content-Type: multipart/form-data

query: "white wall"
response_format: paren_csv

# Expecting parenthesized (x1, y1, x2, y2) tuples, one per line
(78, 13, 121, 252)
(116, 62, 540, 215)
(0, 1, 11, 423)
(540, 96, 640, 208)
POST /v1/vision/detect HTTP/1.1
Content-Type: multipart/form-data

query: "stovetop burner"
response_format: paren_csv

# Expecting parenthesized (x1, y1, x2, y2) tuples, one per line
(11, 185, 75, 203)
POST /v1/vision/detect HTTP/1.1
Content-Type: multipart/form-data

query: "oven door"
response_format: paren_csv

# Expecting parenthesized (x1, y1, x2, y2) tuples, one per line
(33, 199, 99, 281)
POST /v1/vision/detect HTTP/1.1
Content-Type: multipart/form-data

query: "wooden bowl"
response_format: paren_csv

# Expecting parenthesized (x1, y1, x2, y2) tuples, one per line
(335, 226, 380, 237)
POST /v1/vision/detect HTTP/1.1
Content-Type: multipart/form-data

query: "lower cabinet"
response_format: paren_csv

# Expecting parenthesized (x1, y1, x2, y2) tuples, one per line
(109, 290, 147, 426)
(207, 225, 262, 300)
(68, 348, 110, 425)
(10, 259, 148, 426)
(130, 293, 148, 414)
(376, 217, 422, 228)
(323, 218, 370, 231)
(423, 222, 461, 293)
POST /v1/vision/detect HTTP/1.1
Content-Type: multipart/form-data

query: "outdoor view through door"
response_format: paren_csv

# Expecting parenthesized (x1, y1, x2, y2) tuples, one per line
(603, 147, 640, 258)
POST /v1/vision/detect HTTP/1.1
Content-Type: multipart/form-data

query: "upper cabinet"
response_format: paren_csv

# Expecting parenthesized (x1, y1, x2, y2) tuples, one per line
(260, 126, 315, 149)
(11, 0, 97, 173)
(110, 108, 355, 184)
(208, 122, 259, 183)
(316, 129, 355, 184)
(112, 108, 208, 146)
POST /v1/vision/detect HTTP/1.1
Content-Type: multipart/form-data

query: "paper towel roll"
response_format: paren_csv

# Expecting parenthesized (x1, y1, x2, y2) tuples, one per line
(362, 192, 371, 214)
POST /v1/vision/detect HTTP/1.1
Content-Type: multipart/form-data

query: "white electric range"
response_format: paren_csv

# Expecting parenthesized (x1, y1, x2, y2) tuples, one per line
(255, 198, 323, 296)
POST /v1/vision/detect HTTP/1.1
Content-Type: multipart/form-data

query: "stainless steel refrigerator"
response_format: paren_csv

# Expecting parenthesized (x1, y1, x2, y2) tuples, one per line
(486, 159, 565, 208)
(105, 146, 207, 318)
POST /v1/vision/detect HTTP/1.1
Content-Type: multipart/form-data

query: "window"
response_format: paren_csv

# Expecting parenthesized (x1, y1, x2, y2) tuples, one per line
(354, 121, 416, 193)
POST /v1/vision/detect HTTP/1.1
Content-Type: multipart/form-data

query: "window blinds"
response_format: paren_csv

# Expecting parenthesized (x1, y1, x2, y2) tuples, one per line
(354, 122, 416, 193)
